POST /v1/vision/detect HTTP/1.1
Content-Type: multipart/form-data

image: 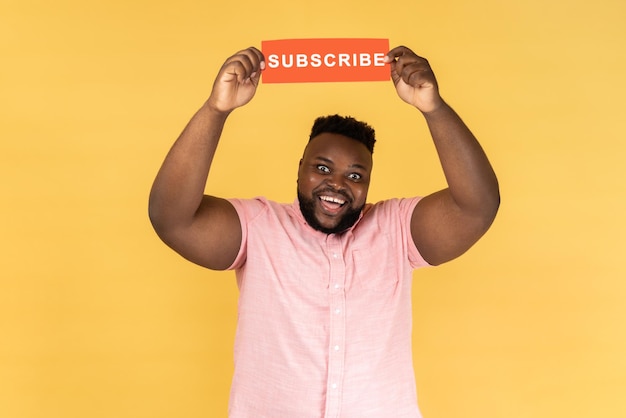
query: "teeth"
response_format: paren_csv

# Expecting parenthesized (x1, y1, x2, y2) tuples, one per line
(320, 196, 345, 205)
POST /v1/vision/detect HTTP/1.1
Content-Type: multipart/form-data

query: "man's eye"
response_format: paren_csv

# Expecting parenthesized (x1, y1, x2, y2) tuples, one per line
(348, 173, 362, 181)
(317, 165, 330, 173)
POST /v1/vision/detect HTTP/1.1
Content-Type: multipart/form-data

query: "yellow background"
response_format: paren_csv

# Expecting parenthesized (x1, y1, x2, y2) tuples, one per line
(2, 0, 625, 417)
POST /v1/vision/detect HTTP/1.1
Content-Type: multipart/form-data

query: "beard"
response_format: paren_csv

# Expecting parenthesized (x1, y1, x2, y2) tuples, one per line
(297, 189, 364, 234)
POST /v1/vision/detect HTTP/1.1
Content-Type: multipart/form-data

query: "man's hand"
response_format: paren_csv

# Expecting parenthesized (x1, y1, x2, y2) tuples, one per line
(206, 47, 265, 114)
(385, 46, 444, 113)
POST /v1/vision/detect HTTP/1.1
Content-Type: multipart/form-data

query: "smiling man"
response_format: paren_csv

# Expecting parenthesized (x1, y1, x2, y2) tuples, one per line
(149, 45, 500, 418)
(297, 123, 374, 234)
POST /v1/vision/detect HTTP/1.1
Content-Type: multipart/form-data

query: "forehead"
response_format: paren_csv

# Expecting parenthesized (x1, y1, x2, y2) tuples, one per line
(303, 133, 373, 169)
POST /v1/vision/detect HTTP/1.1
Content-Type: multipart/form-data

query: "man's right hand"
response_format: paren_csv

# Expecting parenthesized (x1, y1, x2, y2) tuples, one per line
(206, 47, 265, 114)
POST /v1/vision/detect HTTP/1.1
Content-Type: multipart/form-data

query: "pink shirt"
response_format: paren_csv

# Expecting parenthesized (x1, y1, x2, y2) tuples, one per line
(227, 197, 430, 418)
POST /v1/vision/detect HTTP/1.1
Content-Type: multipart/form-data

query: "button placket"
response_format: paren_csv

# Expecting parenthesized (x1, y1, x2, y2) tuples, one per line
(324, 235, 346, 418)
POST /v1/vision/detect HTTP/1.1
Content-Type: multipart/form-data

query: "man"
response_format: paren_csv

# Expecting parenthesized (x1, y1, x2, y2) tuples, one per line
(149, 45, 499, 417)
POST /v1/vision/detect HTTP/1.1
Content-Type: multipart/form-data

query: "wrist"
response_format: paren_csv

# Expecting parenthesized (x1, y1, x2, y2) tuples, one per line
(203, 99, 233, 120)
(419, 98, 448, 117)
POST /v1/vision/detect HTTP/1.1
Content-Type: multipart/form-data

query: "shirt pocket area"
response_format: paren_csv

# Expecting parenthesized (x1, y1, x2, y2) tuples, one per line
(349, 234, 400, 291)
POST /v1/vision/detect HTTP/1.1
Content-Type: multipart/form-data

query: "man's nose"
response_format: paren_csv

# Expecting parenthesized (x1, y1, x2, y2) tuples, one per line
(326, 173, 347, 190)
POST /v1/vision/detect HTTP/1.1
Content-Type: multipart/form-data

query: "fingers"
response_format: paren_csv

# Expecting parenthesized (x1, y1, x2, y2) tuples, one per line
(222, 47, 266, 83)
(208, 47, 266, 112)
(385, 46, 435, 88)
(385, 45, 415, 62)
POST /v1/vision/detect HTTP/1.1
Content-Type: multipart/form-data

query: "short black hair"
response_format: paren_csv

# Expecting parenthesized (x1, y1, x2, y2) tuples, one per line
(309, 114, 376, 153)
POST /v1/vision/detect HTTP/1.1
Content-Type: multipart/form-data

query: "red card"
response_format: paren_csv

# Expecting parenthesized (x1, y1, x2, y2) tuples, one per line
(261, 38, 390, 83)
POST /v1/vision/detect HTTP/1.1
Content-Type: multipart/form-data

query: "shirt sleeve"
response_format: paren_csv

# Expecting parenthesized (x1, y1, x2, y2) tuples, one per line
(225, 197, 268, 270)
(397, 197, 433, 269)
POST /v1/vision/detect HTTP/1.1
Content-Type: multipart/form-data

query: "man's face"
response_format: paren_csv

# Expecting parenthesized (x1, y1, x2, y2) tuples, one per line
(297, 132, 373, 234)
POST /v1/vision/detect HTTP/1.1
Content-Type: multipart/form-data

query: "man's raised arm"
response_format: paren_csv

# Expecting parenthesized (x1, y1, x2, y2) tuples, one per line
(149, 47, 265, 270)
(385, 46, 500, 266)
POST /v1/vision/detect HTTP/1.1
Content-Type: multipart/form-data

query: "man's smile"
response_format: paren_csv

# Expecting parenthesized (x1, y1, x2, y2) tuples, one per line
(317, 192, 350, 215)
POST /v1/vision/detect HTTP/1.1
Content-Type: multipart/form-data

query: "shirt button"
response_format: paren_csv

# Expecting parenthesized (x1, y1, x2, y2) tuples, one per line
(331, 383, 338, 389)
(334, 284, 340, 289)
(334, 345, 340, 351)
(332, 253, 339, 258)
(335, 308, 341, 314)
